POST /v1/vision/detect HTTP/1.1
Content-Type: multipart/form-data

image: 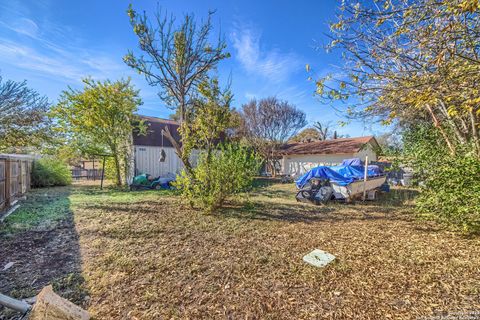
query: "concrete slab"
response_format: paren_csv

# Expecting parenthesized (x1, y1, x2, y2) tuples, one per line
(303, 249, 336, 268)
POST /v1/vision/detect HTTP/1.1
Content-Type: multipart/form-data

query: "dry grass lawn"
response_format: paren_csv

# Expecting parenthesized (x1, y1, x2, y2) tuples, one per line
(1, 181, 480, 319)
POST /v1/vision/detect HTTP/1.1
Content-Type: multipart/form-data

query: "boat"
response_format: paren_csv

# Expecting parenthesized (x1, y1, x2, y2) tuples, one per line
(330, 174, 386, 199)
(295, 158, 387, 204)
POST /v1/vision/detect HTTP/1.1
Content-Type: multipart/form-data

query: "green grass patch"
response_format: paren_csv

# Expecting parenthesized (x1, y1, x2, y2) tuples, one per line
(1, 184, 175, 234)
(70, 186, 175, 207)
(1, 187, 73, 234)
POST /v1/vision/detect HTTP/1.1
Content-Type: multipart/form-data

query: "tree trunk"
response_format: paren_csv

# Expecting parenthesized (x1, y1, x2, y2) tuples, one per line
(113, 154, 122, 186)
(438, 101, 467, 144)
(270, 160, 276, 177)
(162, 125, 193, 175)
(469, 109, 480, 158)
(426, 104, 456, 155)
(124, 132, 135, 186)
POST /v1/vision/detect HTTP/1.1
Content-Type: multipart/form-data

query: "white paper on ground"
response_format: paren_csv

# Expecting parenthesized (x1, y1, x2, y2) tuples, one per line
(303, 249, 336, 268)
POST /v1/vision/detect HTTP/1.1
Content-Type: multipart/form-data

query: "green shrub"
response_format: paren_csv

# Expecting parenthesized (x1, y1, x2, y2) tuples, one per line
(174, 143, 261, 212)
(403, 125, 480, 233)
(32, 158, 72, 188)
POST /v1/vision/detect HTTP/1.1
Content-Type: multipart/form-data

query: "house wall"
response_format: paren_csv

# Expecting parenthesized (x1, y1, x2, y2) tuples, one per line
(356, 145, 377, 163)
(282, 153, 356, 177)
(134, 145, 199, 177)
(281, 144, 377, 177)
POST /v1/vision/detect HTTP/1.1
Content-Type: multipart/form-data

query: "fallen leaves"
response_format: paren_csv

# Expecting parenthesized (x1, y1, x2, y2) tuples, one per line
(2, 184, 480, 319)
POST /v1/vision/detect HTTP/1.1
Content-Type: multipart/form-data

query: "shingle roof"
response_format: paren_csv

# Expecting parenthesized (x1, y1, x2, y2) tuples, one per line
(279, 136, 377, 156)
(133, 116, 181, 147)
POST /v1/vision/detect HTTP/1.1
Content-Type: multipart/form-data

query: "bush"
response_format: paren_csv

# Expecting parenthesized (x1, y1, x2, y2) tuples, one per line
(403, 125, 480, 233)
(32, 158, 72, 188)
(175, 143, 261, 212)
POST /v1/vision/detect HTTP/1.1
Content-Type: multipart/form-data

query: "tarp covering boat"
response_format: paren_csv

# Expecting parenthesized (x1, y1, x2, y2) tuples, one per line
(295, 164, 384, 188)
(341, 158, 363, 166)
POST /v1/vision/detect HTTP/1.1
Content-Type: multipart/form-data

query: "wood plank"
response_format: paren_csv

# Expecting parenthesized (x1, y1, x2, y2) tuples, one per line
(29, 285, 90, 320)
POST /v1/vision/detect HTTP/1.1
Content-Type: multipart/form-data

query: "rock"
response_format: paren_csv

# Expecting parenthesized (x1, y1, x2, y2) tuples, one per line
(29, 285, 89, 320)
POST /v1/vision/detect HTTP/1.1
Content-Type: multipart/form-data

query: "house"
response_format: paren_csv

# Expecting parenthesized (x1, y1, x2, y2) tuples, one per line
(278, 136, 380, 176)
(133, 116, 187, 177)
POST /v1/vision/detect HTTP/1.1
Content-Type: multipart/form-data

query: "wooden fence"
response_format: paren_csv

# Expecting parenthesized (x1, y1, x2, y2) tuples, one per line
(0, 154, 34, 213)
(71, 168, 103, 181)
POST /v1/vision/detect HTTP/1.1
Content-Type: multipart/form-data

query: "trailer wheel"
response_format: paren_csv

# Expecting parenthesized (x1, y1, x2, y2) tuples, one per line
(300, 190, 312, 199)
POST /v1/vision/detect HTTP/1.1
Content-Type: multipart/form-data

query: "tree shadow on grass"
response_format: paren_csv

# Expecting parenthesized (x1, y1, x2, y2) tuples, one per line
(251, 177, 282, 188)
(0, 186, 89, 319)
(344, 188, 420, 216)
(220, 201, 390, 224)
(222, 201, 336, 223)
(219, 188, 421, 224)
(360, 188, 419, 206)
(252, 187, 293, 199)
(80, 198, 176, 216)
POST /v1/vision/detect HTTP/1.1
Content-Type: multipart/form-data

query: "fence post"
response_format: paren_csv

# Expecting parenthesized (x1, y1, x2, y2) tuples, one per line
(5, 159, 10, 208)
(362, 156, 368, 201)
(18, 160, 22, 195)
(100, 156, 106, 190)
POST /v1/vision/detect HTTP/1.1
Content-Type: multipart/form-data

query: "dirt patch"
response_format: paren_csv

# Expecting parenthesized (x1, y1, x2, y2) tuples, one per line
(0, 188, 88, 320)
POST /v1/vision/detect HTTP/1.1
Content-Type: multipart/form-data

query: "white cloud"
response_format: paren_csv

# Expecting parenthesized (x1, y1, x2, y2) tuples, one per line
(0, 1, 168, 118)
(0, 0, 130, 83)
(8, 17, 39, 37)
(231, 24, 302, 83)
(0, 38, 127, 82)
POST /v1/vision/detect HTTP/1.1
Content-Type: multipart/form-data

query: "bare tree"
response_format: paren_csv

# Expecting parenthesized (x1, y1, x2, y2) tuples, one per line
(0, 75, 51, 152)
(312, 121, 345, 140)
(312, 121, 332, 141)
(240, 97, 307, 176)
(124, 5, 230, 172)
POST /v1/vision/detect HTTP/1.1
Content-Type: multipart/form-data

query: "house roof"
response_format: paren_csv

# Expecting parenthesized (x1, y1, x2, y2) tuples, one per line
(279, 136, 378, 156)
(133, 116, 181, 147)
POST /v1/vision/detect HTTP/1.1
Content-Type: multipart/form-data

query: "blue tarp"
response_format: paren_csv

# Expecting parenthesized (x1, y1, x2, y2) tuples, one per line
(341, 158, 363, 166)
(367, 165, 382, 176)
(295, 166, 354, 188)
(295, 165, 384, 188)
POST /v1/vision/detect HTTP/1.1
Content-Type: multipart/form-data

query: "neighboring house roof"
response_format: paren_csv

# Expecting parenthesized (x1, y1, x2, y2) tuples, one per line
(133, 116, 181, 147)
(279, 136, 379, 156)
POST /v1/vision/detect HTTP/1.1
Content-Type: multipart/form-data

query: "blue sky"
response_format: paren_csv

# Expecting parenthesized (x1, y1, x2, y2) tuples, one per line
(0, 0, 388, 137)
